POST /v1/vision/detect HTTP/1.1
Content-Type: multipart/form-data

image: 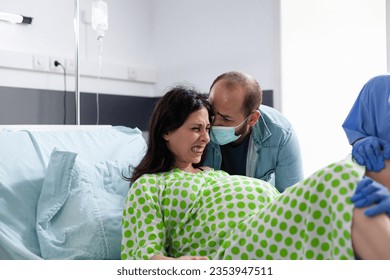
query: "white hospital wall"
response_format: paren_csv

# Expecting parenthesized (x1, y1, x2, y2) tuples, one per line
(0, 0, 156, 97)
(151, 0, 281, 106)
(1, 0, 279, 100)
(2, 0, 388, 178)
(281, 0, 387, 176)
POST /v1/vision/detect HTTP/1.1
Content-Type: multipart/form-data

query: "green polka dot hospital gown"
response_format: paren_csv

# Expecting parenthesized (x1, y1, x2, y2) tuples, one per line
(121, 157, 364, 260)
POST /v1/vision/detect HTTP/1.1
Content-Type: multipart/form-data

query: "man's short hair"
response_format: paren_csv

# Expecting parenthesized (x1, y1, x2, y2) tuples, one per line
(210, 71, 262, 116)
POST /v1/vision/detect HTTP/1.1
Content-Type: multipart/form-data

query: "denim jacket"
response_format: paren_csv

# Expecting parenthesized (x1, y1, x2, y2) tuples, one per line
(204, 105, 303, 192)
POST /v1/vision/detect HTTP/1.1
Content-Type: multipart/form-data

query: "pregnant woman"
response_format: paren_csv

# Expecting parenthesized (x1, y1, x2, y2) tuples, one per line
(121, 85, 390, 260)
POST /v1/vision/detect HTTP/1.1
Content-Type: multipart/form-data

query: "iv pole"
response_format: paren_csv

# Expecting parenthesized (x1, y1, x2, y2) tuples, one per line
(74, 0, 80, 125)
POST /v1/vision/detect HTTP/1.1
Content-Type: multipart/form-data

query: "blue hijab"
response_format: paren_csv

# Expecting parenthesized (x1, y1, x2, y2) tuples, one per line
(342, 75, 390, 144)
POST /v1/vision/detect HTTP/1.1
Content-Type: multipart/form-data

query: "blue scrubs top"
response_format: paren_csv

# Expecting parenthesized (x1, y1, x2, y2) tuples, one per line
(342, 75, 390, 145)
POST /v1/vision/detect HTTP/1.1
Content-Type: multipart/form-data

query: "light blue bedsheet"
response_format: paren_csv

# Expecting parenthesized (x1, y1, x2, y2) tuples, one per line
(0, 126, 146, 259)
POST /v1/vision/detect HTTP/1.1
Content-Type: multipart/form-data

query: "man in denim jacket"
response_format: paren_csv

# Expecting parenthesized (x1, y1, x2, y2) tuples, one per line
(204, 71, 303, 192)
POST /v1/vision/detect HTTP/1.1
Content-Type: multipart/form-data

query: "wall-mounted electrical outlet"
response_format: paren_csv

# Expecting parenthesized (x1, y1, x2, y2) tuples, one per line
(33, 55, 48, 71)
(49, 57, 65, 72)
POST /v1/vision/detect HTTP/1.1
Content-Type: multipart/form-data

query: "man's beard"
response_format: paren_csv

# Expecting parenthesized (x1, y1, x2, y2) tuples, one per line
(231, 124, 251, 146)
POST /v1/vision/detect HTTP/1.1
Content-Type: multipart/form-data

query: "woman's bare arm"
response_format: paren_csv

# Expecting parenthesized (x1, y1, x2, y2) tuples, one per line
(352, 159, 390, 259)
(365, 160, 390, 190)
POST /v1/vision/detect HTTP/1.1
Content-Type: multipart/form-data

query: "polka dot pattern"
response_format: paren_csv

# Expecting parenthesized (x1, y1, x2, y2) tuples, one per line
(121, 157, 364, 260)
(216, 157, 364, 260)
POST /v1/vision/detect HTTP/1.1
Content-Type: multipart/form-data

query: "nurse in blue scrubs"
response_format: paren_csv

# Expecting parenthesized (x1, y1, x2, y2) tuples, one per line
(342, 75, 390, 172)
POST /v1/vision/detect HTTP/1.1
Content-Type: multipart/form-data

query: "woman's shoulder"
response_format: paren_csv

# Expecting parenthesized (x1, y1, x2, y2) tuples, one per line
(133, 172, 167, 185)
(136, 172, 159, 180)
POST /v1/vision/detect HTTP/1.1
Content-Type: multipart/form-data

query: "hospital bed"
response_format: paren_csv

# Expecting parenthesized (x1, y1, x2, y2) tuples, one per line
(0, 125, 147, 259)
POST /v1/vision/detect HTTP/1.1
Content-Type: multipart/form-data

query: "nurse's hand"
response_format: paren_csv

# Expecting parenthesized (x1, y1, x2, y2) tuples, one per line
(351, 177, 390, 217)
(364, 195, 390, 217)
(352, 136, 390, 172)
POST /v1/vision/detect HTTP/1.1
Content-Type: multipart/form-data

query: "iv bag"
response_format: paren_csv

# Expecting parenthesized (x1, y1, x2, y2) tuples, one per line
(92, 0, 108, 37)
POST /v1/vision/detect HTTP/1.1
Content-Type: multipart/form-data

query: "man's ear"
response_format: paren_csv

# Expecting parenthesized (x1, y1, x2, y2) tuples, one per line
(248, 110, 260, 127)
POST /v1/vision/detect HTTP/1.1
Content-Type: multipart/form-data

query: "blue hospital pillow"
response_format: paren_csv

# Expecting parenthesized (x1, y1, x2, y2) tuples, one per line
(36, 149, 136, 259)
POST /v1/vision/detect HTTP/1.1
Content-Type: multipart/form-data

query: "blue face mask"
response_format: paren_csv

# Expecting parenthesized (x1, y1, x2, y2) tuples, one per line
(210, 116, 250, 145)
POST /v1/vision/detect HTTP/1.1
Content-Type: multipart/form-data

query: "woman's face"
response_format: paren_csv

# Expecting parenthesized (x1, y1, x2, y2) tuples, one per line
(163, 108, 210, 170)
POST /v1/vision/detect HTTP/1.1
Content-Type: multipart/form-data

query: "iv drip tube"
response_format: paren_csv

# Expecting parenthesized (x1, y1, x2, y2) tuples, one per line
(96, 37, 104, 125)
(74, 0, 80, 125)
(92, 0, 108, 125)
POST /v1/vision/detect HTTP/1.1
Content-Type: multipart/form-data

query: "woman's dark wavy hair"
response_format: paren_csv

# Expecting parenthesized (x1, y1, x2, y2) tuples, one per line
(130, 85, 211, 183)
